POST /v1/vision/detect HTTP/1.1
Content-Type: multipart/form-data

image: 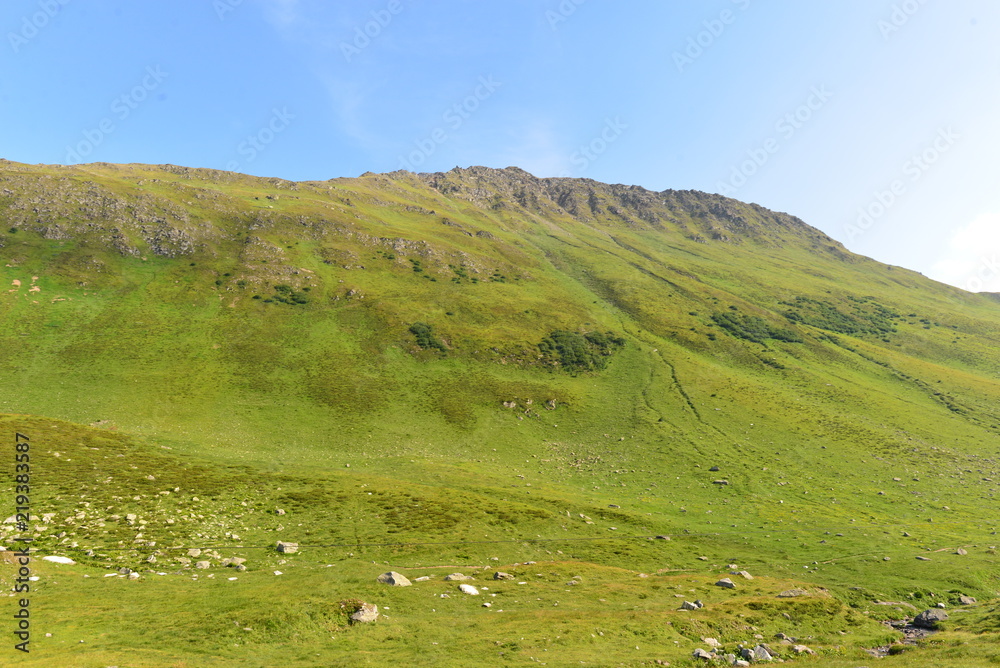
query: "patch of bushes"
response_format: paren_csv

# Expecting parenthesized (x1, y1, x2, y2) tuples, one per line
(781, 296, 898, 338)
(538, 330, 626, 373)
(409, 322, 446, 353)
(270, 284, 309, 305)
(710, 312, 802, 344)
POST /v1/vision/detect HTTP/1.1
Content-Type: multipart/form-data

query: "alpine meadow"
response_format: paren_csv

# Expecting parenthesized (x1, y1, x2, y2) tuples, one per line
(1, 160, 999, 666)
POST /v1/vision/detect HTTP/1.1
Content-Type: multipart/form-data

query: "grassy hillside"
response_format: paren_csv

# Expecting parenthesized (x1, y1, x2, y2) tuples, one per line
(1, 161, 1000, 665)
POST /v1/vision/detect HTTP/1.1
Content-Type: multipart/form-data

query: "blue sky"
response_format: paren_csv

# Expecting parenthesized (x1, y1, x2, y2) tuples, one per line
(3, 0, 999, 292)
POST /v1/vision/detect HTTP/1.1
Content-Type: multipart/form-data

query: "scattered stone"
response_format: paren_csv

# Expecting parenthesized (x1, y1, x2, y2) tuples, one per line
(959, 596, 977, 605)
(444, 573, 474, 581)
(377, 571, 412, 587)
(235, 564, 247, 572)
(608, 504, 620, 508)
(703, 637, 721, 648)
(692, 648, 714, 661)
(125, 514, 137, 522)
(916, 556, 932, 561)
(715, 578, 736, 589)
(493, 572, 515, 580)
(697, 556, 708, 561)
(276, 541, 298, 554)
(680, 601, 700, 611)
(712, 479, 730, 486)
(752, 645, 773, 661)
(223, 557, 246, 568)
(913, 608, 948, 629)
(655, 535, 670, 540)
(792, 644, 816, 655)
(128, 572, 140, 580)
(195, 561, 211, 569)
(709, 466, 720, 472)
(187, 548, 201, 558)
(349, 602, 379, 624)
(778, 588, 808, 598)
(414, 576, 432, 582)
(736, 570, 753, 580)
(956, 548, 968, 555)
(458, 584, 479, 595)
(118, 568, 132, 575)
(937, 602, 947, 609)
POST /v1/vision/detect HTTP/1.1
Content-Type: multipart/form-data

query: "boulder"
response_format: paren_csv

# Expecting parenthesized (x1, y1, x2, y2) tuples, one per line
(777, 588, 808, 598)
(692, 648, 714, 660)
(349, 602, 379, 624)
(276, 541, 298, 554)
(493, 572, 515, 580)
(195, 561, 211, 569)
(680, 601, 700, 611)
(792, 645, 816, 655)
(458, 584, 479, 595)
(959, 596, 977, 606)
(715, 578, 736, 589)
(913, 608, 948, 629)
(376, 571, 412, 587)
(187, 548, 201, 557)
(41, 556, 75, 565)
(444, 573, 474, 581)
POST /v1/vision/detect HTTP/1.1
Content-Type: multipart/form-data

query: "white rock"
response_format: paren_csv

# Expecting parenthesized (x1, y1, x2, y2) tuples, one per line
(42, 556, 75, 565)
(459, 584, 479, 595)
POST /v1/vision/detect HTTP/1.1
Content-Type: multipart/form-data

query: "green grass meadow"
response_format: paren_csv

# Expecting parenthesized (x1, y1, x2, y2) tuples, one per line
(1, 162, 999, 665)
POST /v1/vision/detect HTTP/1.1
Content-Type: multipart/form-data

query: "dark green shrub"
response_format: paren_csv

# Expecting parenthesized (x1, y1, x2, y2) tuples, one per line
(711, 312, 802, 344)
(409, 322, 446, 353)
(538, 330, 625, 373)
